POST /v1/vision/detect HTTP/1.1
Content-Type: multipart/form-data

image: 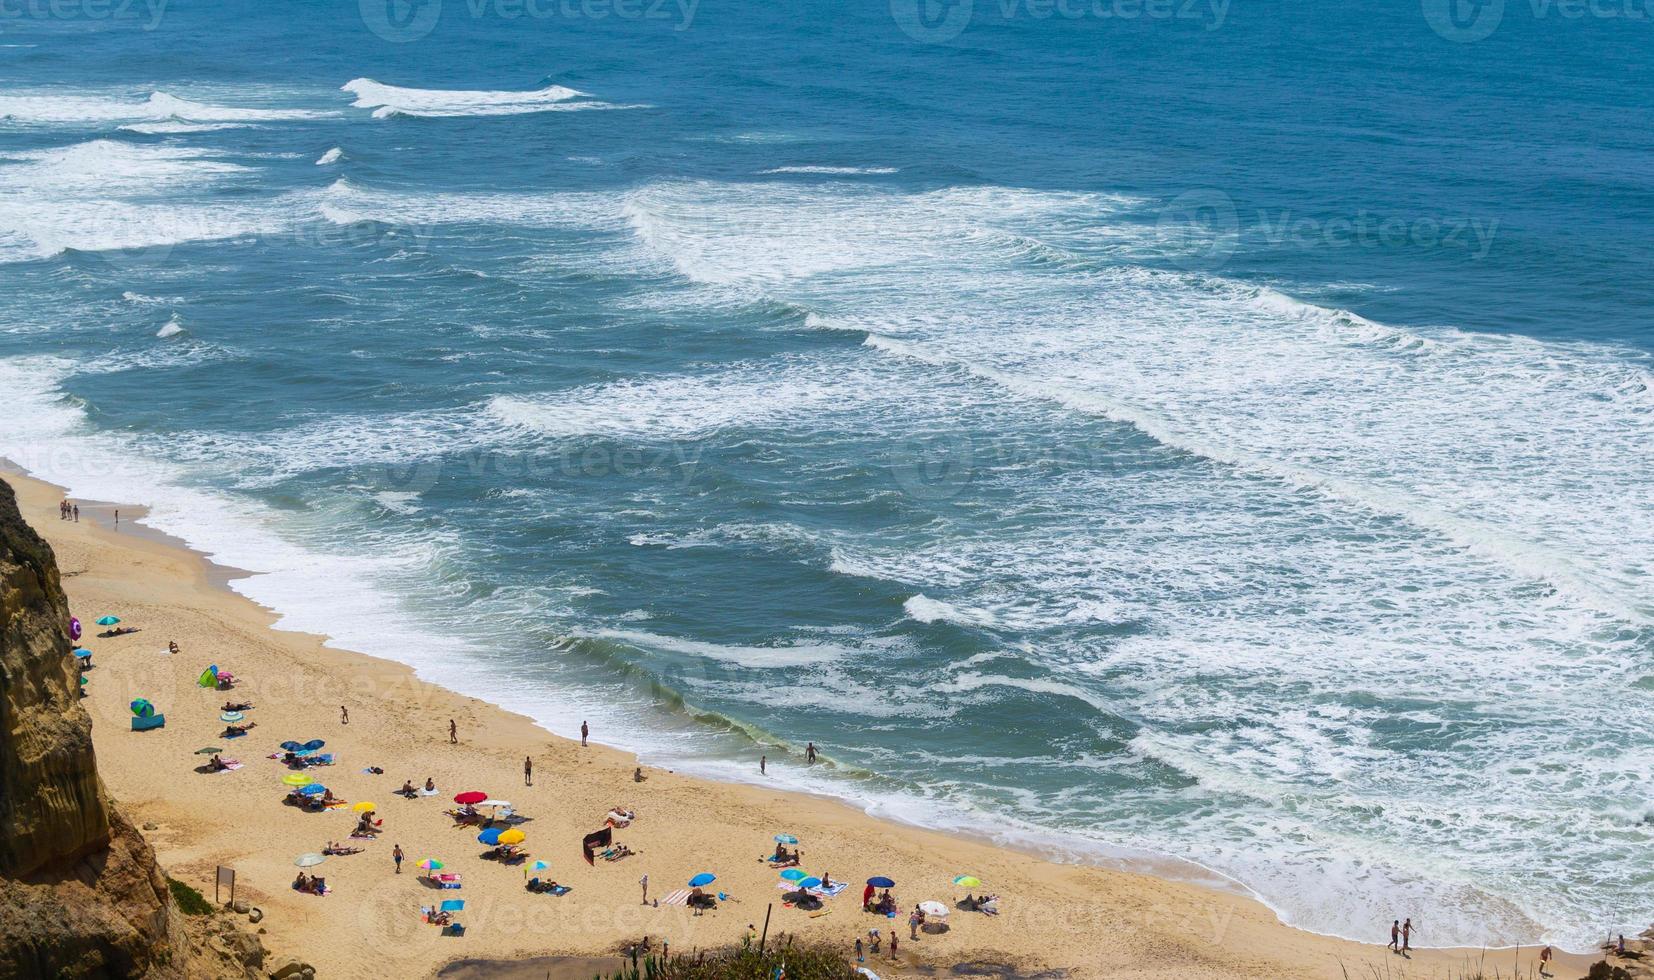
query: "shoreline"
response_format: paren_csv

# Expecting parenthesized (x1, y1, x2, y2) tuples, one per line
(3, 464, 1595, 978)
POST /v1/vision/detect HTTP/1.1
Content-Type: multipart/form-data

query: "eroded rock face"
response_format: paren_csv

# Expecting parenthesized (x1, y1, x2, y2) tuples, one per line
(0, 476, 173, 979)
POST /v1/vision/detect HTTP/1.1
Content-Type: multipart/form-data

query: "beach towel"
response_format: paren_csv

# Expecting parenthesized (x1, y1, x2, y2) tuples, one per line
(660, 888, 690, 907)
(215, 761, 243, 772)
(419, 788, 438, 796)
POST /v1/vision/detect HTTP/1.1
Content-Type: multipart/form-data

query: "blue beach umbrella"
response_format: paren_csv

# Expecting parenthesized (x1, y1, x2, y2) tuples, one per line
(866, 876, 895, 888)
(279, 740, 304, 752)
(129, 698, 153, 717)
(477, 827, 503, 846)
(73, 648, 93, 657)
(439, 899, 464, 912)
(798, 877, 822, 890)
(688, 873, 716, 887)
(779, 869, 807, 881)
(297, 784, 327, 796)
(302, 739, 326, 752)
(773, 833, 798, 845)
(95, 616, 120, 626)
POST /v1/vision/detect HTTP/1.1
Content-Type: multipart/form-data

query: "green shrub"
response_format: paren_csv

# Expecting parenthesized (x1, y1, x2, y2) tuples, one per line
(599, 939, 856, 980)
(166, 877, 214, 916)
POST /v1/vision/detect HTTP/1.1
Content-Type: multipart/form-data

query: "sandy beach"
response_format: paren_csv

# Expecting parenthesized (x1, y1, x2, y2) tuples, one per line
(5, 468, 1594, 979)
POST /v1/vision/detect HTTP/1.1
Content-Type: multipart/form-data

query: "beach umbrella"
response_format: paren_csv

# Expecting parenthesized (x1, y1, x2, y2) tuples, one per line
(279, 740, 304, 752)
(194, 747, 223, 755)
(688, 873, 716, 887)
(780, 869, 807, 882)
(129, 698, 153, 717)
(293, 853, 326, 868)
(477, 828, 503, 846)
(416, 859, 444, 871)
(79, 675, 88, 686)
(220, 711, 244, 722)
(454, 791, 487, 805)
(528, 860, 550, 872)
(798, 877, 822, 890)
(352, 801, 377, 812)
(282, 772, 311, 786)
(773, 833, 799, 845)
(302, 739, 325, 752)
(70, 616, 81, 639)
(918, 901, 949, 917)
(95, 616, 120, 626)
(439, 899, 464, 912)
(952, 875, 982, 888)
(296, 784, 327, 797)
(497, 829, 525, 845)
(73, 648, 93, 658)
(866, 876, 895, 888)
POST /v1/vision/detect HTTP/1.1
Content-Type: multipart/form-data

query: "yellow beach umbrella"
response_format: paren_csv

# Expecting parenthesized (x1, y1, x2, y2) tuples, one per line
(497, 829, 525, 845)
(352, 801, 377, 812)
(282, 772, 311, 786)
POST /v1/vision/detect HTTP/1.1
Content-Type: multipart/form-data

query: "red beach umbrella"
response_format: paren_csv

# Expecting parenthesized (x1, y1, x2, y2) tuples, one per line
(454, 791, 487, 805)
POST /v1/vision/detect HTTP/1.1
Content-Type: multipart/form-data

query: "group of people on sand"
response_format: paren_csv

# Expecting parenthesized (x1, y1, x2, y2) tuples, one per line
(396, 777, 438, 798)
(291, 872, 325, 895)
(771, 842, 801, 866)
(862, 886, 897, 916)
(58, 500, 79, 522)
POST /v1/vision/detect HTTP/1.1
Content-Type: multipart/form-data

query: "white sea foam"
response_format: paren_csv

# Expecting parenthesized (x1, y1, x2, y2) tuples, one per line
(155, 316, 185, 338)
(0, 89, 325, 125)
(341, 78, 638, 118)
(315, 146, 344, 165)
(757, 166, 899, 175)
(118, 121, 256, 135)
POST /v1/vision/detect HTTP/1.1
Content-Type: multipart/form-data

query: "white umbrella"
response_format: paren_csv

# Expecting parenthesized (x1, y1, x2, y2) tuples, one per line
(293, 853, 326, 868)
(918, 900, 949, 917)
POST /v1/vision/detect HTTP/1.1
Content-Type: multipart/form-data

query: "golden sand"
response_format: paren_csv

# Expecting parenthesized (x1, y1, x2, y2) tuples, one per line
(8, 470, 1590, 979)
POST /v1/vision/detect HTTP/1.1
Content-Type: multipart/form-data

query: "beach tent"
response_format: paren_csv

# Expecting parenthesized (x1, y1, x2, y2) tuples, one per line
(70, 616, 81, 640)
(197, 665, 219, 688)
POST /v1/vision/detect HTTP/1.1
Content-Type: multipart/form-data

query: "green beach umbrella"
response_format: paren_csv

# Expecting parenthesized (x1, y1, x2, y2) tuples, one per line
(952, 875, 982, 888)
(194, 747, 223, 755)
(95, 616, 120, 626)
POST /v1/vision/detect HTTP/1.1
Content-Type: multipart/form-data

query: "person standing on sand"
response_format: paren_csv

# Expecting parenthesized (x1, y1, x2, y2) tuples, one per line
(855, 937, 864, 963)
(1388, 920, 1399, 952)
(114, 509, 119, 526)
(340, 705, 349, 725)
(73, 504, 79, 522)
(524, 755, 532, 786)
(909, 907, 921, 940)
(1539, 945, 1554, 977)
(760, 754, 766, 775)
(581, 720, 589, 747)
(889, 932, 898, 959)
(392, 843, 403, 874)
(449, 719, 457, 744)
(1401, 918, 1412, 955)
(640, 873, 648, 904)
(806, 742, 817, 763)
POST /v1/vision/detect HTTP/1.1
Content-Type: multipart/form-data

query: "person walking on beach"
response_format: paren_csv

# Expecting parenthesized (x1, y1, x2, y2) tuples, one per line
(524, 755, 532, 786)
(855, 937, 864, 963)
(760, 754, 766, 775)
(448, 719, 457, 744)
(1388, 920, 1400, 952)
(73, 504, 79, 522)
(1539, 945, 1554, 977)
(340, 705, 349, 725)
(640, 873, 649, 904)
(114, 508, 119, 526)
(889, 932, 898, 959)
(806, 742, 817, 764)
(1401, 918, 1413, 955)
(392, 843, 404, 874)
(581, 720, 589, 747)
(909, 907, 921, 940)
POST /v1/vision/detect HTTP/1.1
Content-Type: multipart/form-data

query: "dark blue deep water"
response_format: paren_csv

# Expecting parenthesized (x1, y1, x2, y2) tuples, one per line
(3, 0, 1651, 947)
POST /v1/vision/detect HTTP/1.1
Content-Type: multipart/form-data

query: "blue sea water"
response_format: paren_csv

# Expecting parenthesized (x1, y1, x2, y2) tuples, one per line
(2, 0, 1652, 949)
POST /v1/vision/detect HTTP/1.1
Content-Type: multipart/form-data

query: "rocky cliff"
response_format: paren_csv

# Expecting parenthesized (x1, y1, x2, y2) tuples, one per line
(0, 477, 260, 979)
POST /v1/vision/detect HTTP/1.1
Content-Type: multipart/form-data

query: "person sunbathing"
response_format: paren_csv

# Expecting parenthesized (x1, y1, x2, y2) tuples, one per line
(221, 722, 255, 736)
(324, 841, 362, 856)
(221, 701, 252, 711)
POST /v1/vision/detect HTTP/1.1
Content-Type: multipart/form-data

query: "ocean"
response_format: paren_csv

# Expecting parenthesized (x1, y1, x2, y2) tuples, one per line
(2, 0, 1651, 949)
